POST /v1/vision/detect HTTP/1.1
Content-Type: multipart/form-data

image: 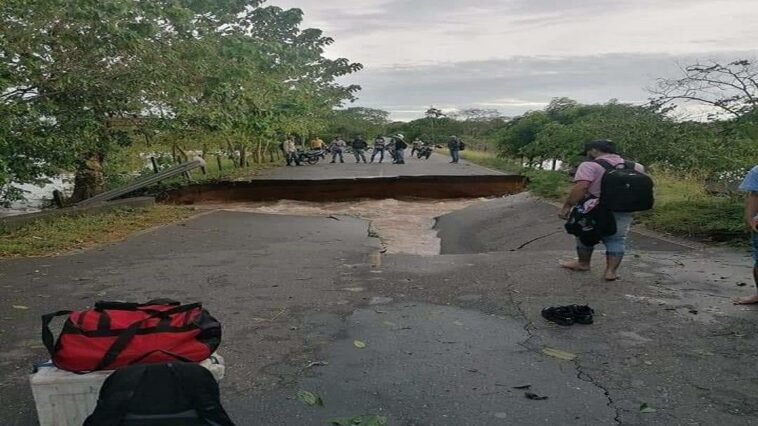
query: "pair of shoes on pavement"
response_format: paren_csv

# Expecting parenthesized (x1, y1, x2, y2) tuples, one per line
(541, 305, 594, 326)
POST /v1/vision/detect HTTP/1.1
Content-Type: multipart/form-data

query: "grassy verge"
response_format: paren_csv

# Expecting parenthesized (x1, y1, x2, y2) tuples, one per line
(0, 206, 196, 257)
(460, 150, 572, 199)
(461, 150, 748, 244)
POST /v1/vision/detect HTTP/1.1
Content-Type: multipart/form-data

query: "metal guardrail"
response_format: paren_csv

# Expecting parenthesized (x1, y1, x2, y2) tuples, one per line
(77, 158, 206, 206)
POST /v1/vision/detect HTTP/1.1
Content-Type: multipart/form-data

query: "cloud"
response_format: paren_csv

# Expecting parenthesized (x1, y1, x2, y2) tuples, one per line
(268, 0, 758, 119)
(342, 51, 758, 120)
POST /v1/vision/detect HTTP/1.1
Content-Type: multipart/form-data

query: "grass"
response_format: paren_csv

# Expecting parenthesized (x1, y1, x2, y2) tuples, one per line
(461, 150, 748, 244)
(0, 206, 196, 257)
(460, 150, 572, 199)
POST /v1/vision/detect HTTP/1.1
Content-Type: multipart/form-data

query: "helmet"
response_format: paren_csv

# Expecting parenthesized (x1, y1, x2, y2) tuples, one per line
(395, 133, 405, 141)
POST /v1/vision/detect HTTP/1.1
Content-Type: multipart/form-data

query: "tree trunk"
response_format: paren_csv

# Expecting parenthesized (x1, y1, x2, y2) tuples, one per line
(552, 159, 558, 171)
(70, 154, 106, 203)
(239, 145, 246, 168)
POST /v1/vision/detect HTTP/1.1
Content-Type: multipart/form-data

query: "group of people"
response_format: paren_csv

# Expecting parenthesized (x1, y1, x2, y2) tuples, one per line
(282, 134, 468, 166)
(321, 134, 413, 164)
(557, 139, 758, 306)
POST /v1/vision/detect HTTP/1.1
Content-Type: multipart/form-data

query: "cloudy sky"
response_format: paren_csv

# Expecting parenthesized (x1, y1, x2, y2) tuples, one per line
(272, 0, 758, 121)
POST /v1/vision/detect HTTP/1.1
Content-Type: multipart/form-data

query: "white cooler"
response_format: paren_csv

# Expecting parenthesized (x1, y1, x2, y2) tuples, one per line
(29, 354, 225, 426)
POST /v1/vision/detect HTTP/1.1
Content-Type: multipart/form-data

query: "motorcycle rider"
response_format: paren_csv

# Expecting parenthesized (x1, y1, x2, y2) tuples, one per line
(310, 136, 325, 150)
(352, 136, 368, 163)
(411, 138, 424, 157)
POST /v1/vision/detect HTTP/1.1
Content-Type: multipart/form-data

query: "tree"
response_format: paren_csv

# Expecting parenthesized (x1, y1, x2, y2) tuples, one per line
(0, 1, 362, 204)
(650, 60, 758, 119)
(326, 107, 390, 140)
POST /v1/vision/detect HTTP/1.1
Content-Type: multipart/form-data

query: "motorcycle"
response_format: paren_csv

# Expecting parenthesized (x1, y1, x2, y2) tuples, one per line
(416, 145, 433, 159)
(298, 148, 327, 165)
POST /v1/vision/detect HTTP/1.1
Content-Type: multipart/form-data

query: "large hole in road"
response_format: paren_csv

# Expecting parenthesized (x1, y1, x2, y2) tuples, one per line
(196, 198, 492, 256)
(170, 175, 527, 256)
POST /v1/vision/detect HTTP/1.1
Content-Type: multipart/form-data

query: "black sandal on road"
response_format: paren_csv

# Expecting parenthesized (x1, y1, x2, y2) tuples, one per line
(541, 307, 575, 326)
(570, 305, 595, 325)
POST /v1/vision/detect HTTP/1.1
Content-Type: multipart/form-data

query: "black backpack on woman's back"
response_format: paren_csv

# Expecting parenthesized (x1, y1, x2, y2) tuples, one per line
(595, 160, 654, 212)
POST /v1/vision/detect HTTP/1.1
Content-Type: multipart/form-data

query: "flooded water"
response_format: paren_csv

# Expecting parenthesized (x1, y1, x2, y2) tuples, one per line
(1, 175, 75, 217)
(197, 198, 490, 256)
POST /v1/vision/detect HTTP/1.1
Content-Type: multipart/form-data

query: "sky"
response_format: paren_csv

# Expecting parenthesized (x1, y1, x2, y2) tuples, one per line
(271, 0, 758, 121)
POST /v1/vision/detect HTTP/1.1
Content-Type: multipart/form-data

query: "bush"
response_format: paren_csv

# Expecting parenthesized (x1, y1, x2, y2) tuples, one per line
(523, 170, 572, 199)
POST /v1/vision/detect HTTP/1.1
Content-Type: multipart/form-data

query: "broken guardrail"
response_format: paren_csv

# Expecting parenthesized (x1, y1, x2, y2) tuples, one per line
(77, 159, 205, 206)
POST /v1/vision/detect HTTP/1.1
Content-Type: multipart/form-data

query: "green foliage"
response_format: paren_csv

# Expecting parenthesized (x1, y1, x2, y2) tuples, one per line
(495, 98, 758, 179)
(0, 1, 362, 203)
(325, 107, 390, 140)
(522, 170, 572, 199)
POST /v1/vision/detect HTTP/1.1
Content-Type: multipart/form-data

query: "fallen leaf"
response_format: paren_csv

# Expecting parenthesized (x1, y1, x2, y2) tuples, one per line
(639, 403, 657, 413)
(382, 321, 397, 327)
(12, 305, 29, 310)
(525, 392, 549, 401)
(512, 384, 532, 390)
(353, 340, 367, 349)
(541, 347, 577, 361)
(453, 321, 464, 326)
(329, 415, 387, 426)
(297, 390, 324, 407)
(305, 361, 328, 369)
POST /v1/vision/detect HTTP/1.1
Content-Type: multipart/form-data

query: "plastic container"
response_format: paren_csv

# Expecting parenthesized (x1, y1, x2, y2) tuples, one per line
(30, 354, 225, 426)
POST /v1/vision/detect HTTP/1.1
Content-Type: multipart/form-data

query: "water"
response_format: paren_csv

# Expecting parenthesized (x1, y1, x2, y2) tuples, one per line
(1, 175, 75, 217)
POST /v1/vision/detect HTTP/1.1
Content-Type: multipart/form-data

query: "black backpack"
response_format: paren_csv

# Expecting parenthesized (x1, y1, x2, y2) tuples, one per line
(84, 362, 236, 426)
(595, 160, 654, 212)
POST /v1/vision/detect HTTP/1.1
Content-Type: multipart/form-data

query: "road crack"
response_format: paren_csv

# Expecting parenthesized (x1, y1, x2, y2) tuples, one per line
(510, 230, 562, 251)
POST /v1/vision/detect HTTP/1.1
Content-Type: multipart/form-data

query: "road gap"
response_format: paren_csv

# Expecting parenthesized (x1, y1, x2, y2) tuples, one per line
(196, 198, 493, 256)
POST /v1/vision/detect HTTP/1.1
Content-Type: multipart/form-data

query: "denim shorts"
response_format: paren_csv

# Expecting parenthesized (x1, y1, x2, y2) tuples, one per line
(576, 212, 633, 257)
(753, 232, 758, 268)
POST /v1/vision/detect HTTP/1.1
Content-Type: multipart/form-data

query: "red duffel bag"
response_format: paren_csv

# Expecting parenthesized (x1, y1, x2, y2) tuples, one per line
(42, 299, 221, 373)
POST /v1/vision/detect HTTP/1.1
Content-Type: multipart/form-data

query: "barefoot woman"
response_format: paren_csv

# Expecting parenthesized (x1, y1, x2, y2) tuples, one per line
(735, 165, 758, 305)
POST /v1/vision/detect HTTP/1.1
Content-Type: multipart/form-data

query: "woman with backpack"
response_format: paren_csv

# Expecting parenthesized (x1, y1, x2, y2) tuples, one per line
(558, 140, 653, 281)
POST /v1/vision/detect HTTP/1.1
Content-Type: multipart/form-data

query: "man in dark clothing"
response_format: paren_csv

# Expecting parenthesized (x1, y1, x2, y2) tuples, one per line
(371, 136, 386, 163)
(393, 134, 408, 164)
(352, 136, 368, 163)
(448, 135, 462, 163)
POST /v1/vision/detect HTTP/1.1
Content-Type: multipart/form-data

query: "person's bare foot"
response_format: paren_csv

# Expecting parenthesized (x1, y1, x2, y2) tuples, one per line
(604, 271, 620, 281)
(559, 260, 590, 271)
(734, 295, 758, 305)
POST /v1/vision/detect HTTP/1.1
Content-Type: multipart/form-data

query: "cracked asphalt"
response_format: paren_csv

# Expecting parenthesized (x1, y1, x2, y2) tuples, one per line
(1, 157, 757, 425)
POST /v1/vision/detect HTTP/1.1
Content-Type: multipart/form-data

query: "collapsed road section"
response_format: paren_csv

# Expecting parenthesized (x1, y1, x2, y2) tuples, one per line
(163, 174, 528, 204)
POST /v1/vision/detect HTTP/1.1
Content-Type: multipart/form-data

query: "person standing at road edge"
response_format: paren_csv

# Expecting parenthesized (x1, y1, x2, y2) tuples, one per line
(330, 136, 346, 163)
(371, 135, 386, 163)
(393, 134, 408, 164)
(448, 135, 462, 163)
(558, 140, 649, 281)
(352, 136, 368, 163)
(735, 165, 758, 305)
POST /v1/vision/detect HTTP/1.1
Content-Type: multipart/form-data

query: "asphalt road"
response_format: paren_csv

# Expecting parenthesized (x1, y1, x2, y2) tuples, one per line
(1, 160, 757, 425)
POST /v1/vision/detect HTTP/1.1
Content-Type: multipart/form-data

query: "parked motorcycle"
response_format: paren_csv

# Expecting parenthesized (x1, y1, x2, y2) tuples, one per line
(298, 149, 327, 165)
